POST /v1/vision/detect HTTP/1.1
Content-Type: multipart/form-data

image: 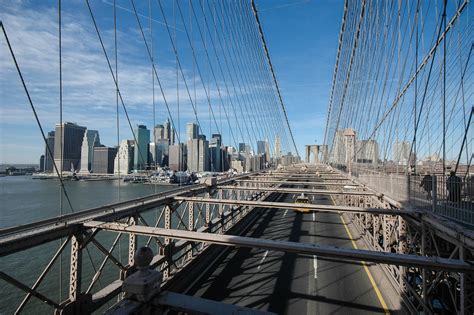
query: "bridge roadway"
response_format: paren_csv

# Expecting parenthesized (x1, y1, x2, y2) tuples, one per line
(185, 178, 395, 314)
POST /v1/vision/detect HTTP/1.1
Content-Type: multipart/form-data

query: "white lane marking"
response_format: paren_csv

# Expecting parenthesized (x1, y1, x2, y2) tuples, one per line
(283, 209, 288, 218)
(257, 250, 269, 270)
(312, 212, 315, 222)
(313, 255, 318, 279)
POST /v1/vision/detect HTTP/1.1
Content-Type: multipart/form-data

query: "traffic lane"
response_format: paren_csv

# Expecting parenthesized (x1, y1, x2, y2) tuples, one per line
(189, 191, 301, 313)
(187, 189, 389, 314)
(287, 191, 387, 314)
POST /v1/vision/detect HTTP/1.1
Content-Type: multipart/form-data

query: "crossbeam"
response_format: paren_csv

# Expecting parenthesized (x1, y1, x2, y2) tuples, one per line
(263, 176, 350, 181)
(173, 196, 415, 215)
(237, 180, 359, 187)
(83, 221, 474, 272)
(219, 185, 377, 196)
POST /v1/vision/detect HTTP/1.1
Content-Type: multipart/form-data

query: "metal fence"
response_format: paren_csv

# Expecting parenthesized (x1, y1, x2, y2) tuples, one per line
(410, 173, 474, 226)
(344, 164, 474, 228)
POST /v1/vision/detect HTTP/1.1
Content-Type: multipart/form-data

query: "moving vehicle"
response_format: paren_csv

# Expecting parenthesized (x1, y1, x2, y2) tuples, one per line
(294, 193, 311, 213)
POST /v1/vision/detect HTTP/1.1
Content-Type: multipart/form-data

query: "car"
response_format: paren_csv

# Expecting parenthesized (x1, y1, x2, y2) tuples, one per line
(294, 193, 311, 213)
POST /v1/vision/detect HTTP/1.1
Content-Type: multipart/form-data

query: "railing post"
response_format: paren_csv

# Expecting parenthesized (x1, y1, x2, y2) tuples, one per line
(164, 204, 171, 279)
(188, 201, 194, 260)
(60, 233, 91, 314)
(398, 216, 407, 293)
(421, 220, 427, 309)
(69, 233, 83, 302)
(128, 216, 137, 266)
(205, 192, 211, 227)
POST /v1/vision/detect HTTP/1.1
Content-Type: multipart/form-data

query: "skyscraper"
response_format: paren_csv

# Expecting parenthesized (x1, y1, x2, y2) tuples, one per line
(154, 124, 164, 141)
(169, 143, 186, 171)
(163, 118, 175, 145)
(54, 122, 87, 172)
(209, 134, 222, 172)
(93, 146, 117, 174)
(198, 136, 209, 172)
(39, 155, 45, 172)
(274, 136, 282, 158)
(257, 140, 266, 155)
(238, 143, 246, 153)
(211, 134, 222, 146)
(393, 141, 411, 165)
(186, 123, 199, 141)
(44, 131, 55, 172)
(133, 125, 150, 171)
(114, 140, 134, 174)
(356, 139, 379, 164)
(186, 128, 209, 172)
(79, 129, 100, 174)
(187, 139, 200, 172)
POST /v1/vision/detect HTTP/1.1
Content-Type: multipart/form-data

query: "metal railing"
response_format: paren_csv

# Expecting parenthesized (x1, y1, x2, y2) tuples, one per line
(345, 164, 474, 228)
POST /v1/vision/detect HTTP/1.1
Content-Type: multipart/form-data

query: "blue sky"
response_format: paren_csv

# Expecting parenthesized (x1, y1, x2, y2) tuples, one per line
(0, 0, 343, 163)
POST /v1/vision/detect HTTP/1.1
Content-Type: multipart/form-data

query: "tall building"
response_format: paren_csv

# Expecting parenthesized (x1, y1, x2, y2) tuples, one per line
(238, 143, 246, 153)
(257, 140, 266, 155)
(53, 122, 87, 172)
(265, 139, 270, 162)
(186, 123, 199, 141)
(93, 146, 117, 174)
(393, 141, 411, 165)
(187, 139, 199, 172)
(39, 155, 45, 172)
(274, 136, 282, 158)
(133, 125, 150, 171)
(356, 139, 379, 164)
(114, 140, 134, 174)
(169, 143, 186, 171)
(44, 131, 55, 172)
(163, 118, 175, 145)
(187, 132, 209, 172)
(209, 134, 223, 172)
(197, 136, 209, 172)
(154, 124, 164, 141)
(79, 129, 100, 174)
(211, 134, 222, 146)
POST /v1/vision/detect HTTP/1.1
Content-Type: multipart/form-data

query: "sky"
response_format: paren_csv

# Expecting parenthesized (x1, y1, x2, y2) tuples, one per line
(0, 0, 343, 164)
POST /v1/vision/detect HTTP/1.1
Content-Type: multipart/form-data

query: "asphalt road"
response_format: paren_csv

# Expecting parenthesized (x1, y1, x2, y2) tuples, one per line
(186, 180, 392, 314)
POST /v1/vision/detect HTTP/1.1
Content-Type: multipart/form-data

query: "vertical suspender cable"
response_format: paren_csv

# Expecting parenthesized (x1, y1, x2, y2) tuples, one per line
(442, 0, 447, 175)
(58, 0, 63, 301)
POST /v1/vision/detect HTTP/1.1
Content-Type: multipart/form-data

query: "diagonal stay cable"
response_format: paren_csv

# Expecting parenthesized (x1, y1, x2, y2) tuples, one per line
(85, 0, 172, 189)
(250, 0, 299, 157)
(1, 22, 74, 213)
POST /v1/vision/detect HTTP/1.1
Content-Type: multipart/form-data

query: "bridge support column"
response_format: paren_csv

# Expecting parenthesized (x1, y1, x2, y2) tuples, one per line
(59, 233, 92, 314)
(69, 233, 83, 302)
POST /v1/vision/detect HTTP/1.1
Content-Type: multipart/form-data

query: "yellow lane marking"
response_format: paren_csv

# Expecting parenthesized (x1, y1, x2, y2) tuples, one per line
(329, 195, 390, 315)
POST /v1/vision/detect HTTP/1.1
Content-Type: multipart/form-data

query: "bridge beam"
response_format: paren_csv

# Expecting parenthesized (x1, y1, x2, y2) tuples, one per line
(218, 185, 378, 196)
(173, 196, 415, 216)
(83, 221, 474, 273)
(237, 179, 359, 186)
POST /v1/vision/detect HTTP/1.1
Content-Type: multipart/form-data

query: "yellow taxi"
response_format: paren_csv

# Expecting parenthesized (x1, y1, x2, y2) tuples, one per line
(294, 193, 311, 213)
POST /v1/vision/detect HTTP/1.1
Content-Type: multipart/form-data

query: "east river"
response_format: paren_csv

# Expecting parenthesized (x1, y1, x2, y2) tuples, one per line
(0, 175, 174, 314)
